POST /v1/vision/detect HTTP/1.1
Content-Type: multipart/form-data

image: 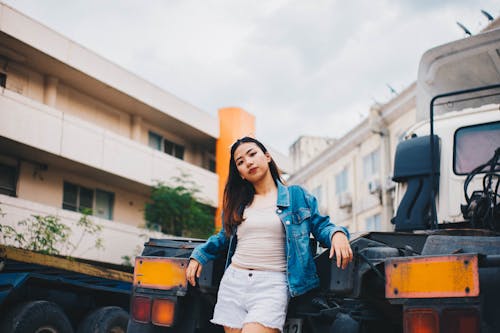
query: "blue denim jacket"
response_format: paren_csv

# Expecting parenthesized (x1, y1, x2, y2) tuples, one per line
(190, 182, 349, 297)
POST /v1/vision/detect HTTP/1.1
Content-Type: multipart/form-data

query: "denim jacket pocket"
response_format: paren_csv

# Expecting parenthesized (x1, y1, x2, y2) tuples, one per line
(290, 207, 311, 224)
(283, 208, 311, 239)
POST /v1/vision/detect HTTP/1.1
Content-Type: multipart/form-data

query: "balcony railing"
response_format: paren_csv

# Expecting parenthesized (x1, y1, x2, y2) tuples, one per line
(0, 90, 218, 206)
(0, 194, 167, 264)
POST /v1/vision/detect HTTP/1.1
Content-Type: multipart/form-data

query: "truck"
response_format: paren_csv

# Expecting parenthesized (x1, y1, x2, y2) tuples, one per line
(0, 244, 133, 333)
(127, 26, 500, 333)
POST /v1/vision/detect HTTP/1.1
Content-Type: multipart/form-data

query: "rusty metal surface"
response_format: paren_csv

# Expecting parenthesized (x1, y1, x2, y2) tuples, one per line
(385, 253, 479, 299)
(0, 244, 133, 282)
(133, 256, 188, 292)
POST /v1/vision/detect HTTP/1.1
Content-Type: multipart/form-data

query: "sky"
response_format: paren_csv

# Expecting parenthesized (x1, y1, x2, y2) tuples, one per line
(3, 0, 499, 154)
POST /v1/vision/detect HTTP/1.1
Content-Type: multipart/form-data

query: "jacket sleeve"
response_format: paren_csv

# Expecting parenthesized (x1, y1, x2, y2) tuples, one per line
(304, 188, 350, 248)
(189, 224, 230, 265)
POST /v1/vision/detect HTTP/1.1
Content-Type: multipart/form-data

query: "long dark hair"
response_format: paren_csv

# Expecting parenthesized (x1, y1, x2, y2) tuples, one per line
(223, 137, 284, 237)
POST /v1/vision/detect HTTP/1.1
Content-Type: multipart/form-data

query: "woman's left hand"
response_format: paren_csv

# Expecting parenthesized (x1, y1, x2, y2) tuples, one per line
(329, 231, 353, 269)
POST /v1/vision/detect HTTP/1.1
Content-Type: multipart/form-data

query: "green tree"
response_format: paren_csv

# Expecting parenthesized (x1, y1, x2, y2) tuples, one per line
(145, 175, 214, 238)
(0, 204, 104, 256)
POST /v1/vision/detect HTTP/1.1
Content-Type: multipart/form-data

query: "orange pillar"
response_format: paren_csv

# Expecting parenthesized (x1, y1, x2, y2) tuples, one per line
(215, 107, 255, 230)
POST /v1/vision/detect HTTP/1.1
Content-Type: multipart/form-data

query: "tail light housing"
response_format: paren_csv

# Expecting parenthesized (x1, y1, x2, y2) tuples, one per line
(404, 307, 480, 333)
(442, 308, 480, 333)
(404, 308, 439, 333)
(152, 297, 177, 327)
(131, 296, 152, 323)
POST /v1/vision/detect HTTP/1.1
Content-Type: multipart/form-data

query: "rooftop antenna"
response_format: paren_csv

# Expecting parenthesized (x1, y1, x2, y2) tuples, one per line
(386, 84, 398, 95)
(456, 21, 472, 36)
(481, 9, 494, 21)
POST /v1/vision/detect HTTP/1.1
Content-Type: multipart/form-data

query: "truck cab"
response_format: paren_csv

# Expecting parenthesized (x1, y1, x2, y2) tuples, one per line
(392, 26, 500, 231)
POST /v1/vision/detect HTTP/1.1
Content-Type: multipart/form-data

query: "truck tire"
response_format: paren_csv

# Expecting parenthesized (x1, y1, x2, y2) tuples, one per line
(0, 300, 74, 333)
(77, 306, 129, 333)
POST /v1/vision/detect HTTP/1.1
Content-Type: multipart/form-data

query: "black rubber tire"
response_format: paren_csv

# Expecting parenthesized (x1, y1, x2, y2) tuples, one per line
(77, 306, 129, 333)
(0, 300, 74, 333)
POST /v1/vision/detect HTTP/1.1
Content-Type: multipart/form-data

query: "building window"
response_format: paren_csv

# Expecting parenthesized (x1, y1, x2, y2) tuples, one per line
(209, 158, 216, 172)
(63, 182, 93, 212)
(0, 73, 6, 88)
(148, 131, 162, 150)
(62, 182, 114, 220)
(164, 139, 185, 159)
(365, 213, 381, 231)
(335, 168, 348, 194)
(363, 149, 380, 178)
(0, 163, 17, 196)
(311, 185, 322, 205)
(95, 189, 114, 220)
(148, 131, 185, 160)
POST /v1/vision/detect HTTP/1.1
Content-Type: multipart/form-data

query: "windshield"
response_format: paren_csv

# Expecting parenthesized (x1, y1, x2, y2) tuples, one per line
(454, 121, 500, 175)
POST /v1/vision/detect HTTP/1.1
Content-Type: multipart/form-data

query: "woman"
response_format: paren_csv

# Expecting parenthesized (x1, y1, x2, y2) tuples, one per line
(186, 137, 353, 333)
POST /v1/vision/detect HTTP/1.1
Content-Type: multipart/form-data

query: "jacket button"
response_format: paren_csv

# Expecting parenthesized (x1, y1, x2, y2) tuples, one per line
(276, 209, 282, 214)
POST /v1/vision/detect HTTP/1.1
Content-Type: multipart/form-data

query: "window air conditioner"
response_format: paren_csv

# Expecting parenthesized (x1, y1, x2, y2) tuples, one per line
(338, 192, 352, 208)
(368, 179, 381, 194)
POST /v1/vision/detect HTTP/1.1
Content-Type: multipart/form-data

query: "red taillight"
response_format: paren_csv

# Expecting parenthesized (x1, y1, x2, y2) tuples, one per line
(442, 308, 480, 333)
(132, 296, 152, 323)
(404, 308, 439, 333)
(152, 298, 176, 327)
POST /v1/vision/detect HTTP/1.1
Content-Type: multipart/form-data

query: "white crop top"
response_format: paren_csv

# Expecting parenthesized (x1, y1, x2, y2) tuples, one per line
(231, 204, 286, 272)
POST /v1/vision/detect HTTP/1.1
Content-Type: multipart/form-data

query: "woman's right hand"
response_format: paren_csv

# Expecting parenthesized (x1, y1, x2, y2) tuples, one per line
(186, 259, 203, 286)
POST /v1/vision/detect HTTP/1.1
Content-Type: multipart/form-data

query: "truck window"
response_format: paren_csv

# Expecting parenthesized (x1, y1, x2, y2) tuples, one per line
(454, 121, 500, 175)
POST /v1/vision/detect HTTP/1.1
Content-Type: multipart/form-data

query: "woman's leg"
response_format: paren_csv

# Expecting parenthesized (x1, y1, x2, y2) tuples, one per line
(224, 326, 242, 333)
(242, 322, 280, 333)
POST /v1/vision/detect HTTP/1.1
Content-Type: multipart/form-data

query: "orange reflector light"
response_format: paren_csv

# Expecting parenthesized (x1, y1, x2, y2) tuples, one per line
(132, 296, 151, 323)
(404, 308, 438, 333)
(134, 257, 188, 291)
(442, 308, 480, 333)
(385, 254, 479, 298)
(152, 298, 176, 327)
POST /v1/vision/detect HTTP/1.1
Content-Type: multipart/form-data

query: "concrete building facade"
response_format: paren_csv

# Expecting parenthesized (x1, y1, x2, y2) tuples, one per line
(289, 136, 336, 173)
(288, 84, 417, 233)
(0, 3, 225, 263)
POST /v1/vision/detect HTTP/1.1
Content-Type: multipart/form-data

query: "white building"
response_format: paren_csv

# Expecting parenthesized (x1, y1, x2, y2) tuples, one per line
(0, 3, 222, 263)
(289, 136, 336, 173)
(289, 84, 417, 233)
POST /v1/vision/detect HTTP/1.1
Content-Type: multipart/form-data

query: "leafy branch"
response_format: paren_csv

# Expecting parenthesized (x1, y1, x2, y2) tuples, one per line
(145, 173, 214, 238)
(0, 204, 105, 256)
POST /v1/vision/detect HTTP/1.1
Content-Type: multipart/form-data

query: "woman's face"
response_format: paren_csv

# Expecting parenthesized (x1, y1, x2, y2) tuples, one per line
(233, 142, 271, 183)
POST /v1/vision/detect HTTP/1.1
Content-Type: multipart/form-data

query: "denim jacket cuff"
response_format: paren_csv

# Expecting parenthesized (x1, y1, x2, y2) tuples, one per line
(190, 247, 208, 265)
(330, 225, 350, 241)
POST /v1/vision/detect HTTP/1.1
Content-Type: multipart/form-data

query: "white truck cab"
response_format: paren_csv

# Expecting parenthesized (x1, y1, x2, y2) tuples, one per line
(392, 27, 500, 230)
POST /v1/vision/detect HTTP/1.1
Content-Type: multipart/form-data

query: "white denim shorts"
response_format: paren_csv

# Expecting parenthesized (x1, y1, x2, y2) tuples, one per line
(211, 265, 290, 332)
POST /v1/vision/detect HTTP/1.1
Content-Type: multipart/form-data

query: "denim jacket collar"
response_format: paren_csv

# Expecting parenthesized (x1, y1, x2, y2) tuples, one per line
(276, 181, 290, 207)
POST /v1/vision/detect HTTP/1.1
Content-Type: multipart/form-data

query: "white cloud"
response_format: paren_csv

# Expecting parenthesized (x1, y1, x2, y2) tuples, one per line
(4, 0, 499, 153)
